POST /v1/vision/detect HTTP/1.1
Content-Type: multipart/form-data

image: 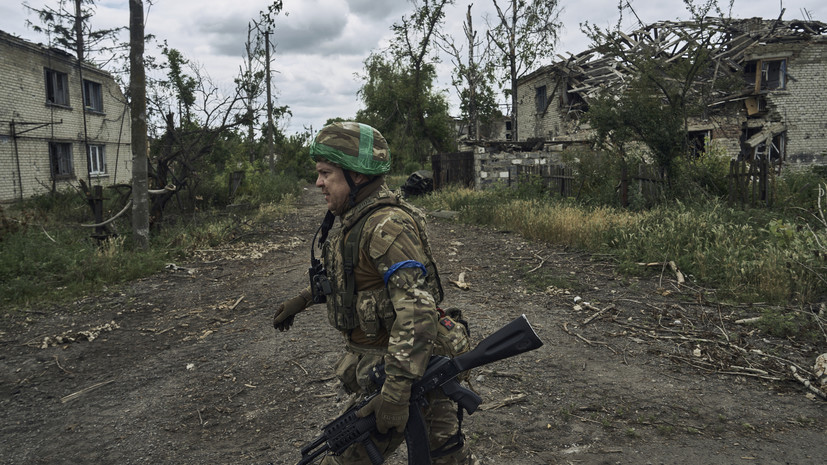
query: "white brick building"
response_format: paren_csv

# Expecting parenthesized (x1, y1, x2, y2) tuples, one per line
(0, 30, 131, 202)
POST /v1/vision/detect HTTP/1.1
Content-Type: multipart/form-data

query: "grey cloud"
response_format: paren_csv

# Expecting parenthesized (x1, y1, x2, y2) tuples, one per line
(346, 0, 410, 20)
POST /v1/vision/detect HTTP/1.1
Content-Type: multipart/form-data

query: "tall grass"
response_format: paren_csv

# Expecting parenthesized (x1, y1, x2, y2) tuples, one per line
(416, 185, 827, 304)
(0, 174, 301, 309)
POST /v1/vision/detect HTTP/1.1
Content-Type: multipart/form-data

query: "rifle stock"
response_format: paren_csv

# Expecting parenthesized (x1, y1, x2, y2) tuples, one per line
(294, 314, 544, 465)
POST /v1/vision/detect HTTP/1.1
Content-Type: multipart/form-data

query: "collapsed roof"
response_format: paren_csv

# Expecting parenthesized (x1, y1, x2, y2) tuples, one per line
(527, 17, 827, 108)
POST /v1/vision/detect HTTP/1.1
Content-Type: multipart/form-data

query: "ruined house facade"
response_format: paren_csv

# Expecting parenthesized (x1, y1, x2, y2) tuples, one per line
(514, 18, 827, 170)
(0, 30, 132, 202)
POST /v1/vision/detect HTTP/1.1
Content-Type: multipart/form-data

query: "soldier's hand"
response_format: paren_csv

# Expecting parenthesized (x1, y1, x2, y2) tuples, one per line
(356, 393, 409, 434)
(273, 294, 308, 332)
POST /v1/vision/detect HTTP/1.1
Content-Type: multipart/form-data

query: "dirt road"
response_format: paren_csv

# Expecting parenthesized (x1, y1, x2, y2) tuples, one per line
(1, 185, 825, 464)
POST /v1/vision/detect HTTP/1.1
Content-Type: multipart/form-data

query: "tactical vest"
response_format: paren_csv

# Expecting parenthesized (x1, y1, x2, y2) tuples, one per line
(322, 187, 443, 338)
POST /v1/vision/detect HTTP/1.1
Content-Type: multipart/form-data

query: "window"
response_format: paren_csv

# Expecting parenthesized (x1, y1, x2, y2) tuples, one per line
(49, 142, 74, 178)
(45, 69, 70, 106)
(83, 80, 103, 112)
(755, 133, 786, 163)
(758, 59, 786, 91)
(87, 145, 106, 175)
(687, 130, 711, 158)
(535, 85, 547, 114)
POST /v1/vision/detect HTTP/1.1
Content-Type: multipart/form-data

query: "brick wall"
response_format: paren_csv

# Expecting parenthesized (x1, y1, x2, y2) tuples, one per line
(515, 71, 569, 141)
(763, 40, 827, 167)
(513, 39, 827, 170)
(0, 30, 132, 202)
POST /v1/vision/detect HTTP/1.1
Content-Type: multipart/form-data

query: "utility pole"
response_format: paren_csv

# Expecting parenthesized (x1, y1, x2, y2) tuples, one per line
(129, 0, 149, 249)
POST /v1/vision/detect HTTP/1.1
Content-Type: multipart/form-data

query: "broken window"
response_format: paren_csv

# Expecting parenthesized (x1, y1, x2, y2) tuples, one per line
(49, 142, 74, 179)
(83, 80, 103, 112)
(535, 85, 547, 114)
(87, 145, 106, 176)
(757, 59, 786, 91)
(687, 130, 711, 158)
(744, 127, 786, 164)
(45, 68, 69, 106)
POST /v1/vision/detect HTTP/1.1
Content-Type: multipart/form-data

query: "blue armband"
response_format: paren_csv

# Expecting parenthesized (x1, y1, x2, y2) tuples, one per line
(383, 260, 427, 286)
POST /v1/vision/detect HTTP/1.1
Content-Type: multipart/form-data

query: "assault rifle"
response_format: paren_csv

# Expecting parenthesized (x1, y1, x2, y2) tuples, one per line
(296, 314, 544, 465)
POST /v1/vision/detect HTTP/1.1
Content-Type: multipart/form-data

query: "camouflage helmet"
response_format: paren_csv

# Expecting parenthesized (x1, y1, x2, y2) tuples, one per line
(310, 122, 390, 175)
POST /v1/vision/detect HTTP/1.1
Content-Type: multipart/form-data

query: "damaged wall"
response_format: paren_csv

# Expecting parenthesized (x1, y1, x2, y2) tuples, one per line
(752, 38, 827, 166)
(513, 18, 827, 169)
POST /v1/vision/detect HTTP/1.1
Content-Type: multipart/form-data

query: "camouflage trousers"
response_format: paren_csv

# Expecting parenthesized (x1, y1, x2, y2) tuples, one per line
(319, 390, 471, 465)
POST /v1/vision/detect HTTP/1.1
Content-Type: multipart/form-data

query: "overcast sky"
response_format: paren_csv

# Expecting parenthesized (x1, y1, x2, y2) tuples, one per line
(2, 1, 824, 135)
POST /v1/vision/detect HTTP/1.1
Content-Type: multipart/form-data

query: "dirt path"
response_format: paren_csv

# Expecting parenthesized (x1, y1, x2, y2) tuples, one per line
(1, 185, 825, 465)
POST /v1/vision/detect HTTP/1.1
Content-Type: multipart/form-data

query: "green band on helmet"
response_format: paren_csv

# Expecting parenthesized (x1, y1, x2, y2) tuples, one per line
(310, 122, 391, 175)
(358, 123, 374, 169)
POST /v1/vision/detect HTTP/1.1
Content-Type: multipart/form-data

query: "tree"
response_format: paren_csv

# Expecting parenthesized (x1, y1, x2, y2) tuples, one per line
(24, 0, 125, 68)
(487, 0, 562, 141)
(583, 0, 740, 180)
(357, 52, 454, 171)
(386, 0, 455, 155)
(439, 4, 501, 140)
(129, 0, 149, 249)
(159, 45, 196, 126)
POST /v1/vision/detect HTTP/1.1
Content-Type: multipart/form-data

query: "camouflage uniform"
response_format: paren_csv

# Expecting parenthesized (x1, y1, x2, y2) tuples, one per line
(318, 183, 471, 465)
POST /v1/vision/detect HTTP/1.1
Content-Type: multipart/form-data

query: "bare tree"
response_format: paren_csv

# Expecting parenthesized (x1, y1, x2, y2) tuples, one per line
(438, 4, 499, 140)
(487, 0, 562, 141)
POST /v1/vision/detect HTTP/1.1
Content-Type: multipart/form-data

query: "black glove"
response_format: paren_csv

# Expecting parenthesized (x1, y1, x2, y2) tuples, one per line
(356, 393, 410, 434)
(273, 293, 309, 332)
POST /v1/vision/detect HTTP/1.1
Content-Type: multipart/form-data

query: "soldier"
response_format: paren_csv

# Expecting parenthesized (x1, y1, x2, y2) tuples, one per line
(274, 121, 473, 464)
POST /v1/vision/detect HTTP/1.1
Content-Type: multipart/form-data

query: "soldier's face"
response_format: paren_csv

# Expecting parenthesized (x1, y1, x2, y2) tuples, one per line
(315, 161, 351, 214)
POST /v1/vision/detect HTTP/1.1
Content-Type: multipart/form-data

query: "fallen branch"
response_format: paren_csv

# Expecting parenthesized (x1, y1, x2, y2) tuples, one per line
(527, 253, 546, 273)
(790, 365, 827, 400)
(583, 304, 616, 325)
(61, 380, 115, 403)
(480, 393, 527, 410)
(230, 295, 245, 311)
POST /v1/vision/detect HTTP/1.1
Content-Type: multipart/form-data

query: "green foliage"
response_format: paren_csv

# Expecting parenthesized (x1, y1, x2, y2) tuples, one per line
(671, 138, 731, 199)
(423, 185, 827, 306)
(357, 53, 455, 172)
(756, 308, 822, 342)
(582, 1, 743, 181)
(0, 183, 297, 309)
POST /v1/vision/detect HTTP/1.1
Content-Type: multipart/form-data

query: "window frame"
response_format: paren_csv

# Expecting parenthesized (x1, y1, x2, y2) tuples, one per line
(755, 58, 787, 92)
(535, 85, 548, 114)
(83, 79, 104, 113)
(49, 142, 74, 179)
(87, 144, 107, 176)
(45, 68, 70, 107)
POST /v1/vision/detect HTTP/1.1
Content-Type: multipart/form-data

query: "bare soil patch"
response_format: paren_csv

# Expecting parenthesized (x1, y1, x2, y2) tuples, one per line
(1, 186, 825, 465)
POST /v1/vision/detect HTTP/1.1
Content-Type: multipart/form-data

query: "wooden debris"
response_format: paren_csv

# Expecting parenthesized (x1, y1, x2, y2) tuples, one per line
(480, 393, 527, 411)
(583, 304, 616, 325)
(61, 380, 115, 403)
(789, 365, 827, 400)
(450, 271, 470, 290)
(229, 295, 245, 311)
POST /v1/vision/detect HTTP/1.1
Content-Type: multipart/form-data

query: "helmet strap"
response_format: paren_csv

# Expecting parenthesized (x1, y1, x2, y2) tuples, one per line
(343, 170, 377, 208)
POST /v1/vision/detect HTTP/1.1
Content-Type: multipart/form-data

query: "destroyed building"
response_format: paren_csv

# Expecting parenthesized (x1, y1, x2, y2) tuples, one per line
(515, 17, 827, 170)
(0, 30, 132, 202)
